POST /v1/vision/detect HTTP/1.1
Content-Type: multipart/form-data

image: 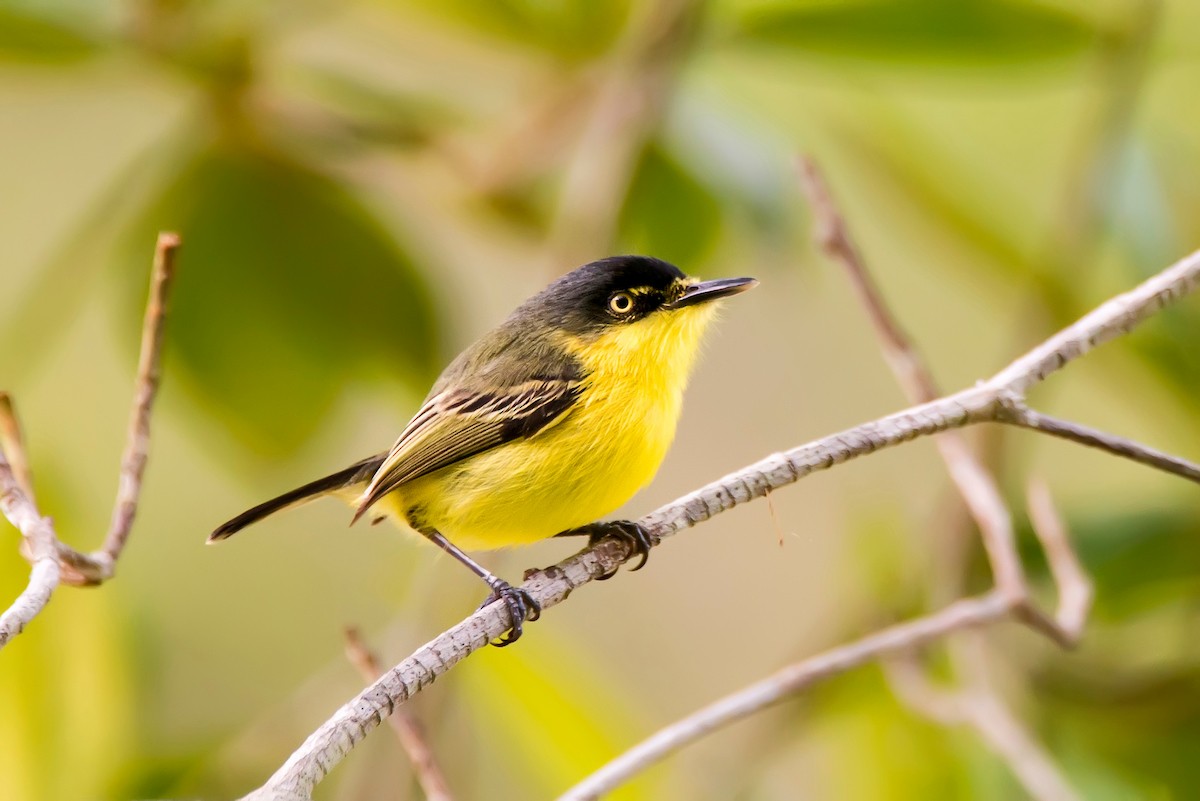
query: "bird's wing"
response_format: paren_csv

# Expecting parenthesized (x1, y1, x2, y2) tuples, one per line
(353, 376, 583, 520)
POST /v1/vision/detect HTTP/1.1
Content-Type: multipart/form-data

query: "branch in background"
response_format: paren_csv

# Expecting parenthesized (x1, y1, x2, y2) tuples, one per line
(557, 593, 1012, 801)
(1025, 480, 1092, 640)
(242, 237, 1200, 800)
(0, 233, 179, 649)
(798, 156, 1084, 798)
(343, 627, 455, 801)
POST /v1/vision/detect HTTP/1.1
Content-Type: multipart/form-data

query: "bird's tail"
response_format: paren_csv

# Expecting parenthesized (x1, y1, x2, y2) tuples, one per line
(209, 454, 385, 542)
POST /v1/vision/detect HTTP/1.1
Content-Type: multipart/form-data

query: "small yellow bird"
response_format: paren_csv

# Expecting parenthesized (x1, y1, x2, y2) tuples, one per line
(211, 256, 756, 643)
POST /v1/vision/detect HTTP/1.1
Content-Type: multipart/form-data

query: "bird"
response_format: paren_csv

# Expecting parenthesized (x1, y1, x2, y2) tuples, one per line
(210, 255, 756, 644)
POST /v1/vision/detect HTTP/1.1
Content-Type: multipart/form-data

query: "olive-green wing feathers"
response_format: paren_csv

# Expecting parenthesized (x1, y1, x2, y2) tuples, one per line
(352, 376, 583, 522)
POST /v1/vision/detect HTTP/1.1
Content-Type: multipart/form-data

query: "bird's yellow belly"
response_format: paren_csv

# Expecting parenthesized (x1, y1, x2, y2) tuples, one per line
(388, 380, 681, 551)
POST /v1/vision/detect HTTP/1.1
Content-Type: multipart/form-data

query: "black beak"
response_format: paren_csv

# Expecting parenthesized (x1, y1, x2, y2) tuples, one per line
(666, 276, 758, 309)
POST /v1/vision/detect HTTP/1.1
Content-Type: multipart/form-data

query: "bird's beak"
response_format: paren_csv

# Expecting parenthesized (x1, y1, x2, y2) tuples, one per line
(666, 276, 758, 309)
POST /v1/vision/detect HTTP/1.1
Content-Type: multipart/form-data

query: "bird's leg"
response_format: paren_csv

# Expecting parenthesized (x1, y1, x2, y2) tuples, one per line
(420, 528, 540, 646)
(554, 520, 656, 579)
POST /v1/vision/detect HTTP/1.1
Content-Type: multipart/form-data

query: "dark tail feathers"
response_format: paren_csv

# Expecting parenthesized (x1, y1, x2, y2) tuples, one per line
(209, 455, 385, 542)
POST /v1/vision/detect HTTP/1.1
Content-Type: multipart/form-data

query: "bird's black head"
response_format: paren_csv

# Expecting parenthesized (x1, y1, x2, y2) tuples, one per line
(526, 256, 686, 334)
(504, 255, 756, 342)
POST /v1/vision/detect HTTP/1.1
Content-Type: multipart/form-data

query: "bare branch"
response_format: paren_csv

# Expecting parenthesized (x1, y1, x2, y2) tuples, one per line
(103, 231, 180, 562)
(799, 157, 1083, 796)
(1026, 480, 1093, 642)
(1001, 404, 1200, 487)
(797, 156, 937, 402)
(556, 594, 1012, 801)
(344, 627, 455, 801)
(0, 233, 178, 648)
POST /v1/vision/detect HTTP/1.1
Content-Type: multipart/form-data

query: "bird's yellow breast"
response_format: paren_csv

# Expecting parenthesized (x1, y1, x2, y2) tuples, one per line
(386, 303, 720, 550)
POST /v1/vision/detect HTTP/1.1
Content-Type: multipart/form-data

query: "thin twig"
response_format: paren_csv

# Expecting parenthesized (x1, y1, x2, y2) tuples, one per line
(556, 594, 1012, 801)
(241, 245, 1200, 801)
(1026, 480, 1093, 641)
(1000, 404, 1200, 486)
(797, 156, 934, 401)
(0, 233, 179, 647)
(102, 231, 179, 562)
(344, 627, 455, 801)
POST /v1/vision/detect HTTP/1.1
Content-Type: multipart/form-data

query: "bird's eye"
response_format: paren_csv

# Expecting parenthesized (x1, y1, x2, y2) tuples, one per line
(608, 291, 635, 315)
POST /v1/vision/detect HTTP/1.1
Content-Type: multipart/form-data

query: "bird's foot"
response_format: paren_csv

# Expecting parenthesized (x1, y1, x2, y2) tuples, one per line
(478, 579, 541, 647)
(556, 520, 656, 580)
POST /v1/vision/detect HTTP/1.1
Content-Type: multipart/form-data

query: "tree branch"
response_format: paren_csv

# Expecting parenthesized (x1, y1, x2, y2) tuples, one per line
(999, 403, 1200, 486)
(556, 593, 1013, 801)
(1025, 479, 1092, 640)
(343, 627, 455, 801)
(0, 232, 179, 649)
(241, 239, 1200, 799)
(797, 156, 1080, 797)
(103, 231, 178, 562)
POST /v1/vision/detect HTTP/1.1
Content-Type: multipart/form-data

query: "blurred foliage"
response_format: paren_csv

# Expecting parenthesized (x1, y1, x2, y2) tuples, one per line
(2, 0, 1200, 799)
(0, 7, 102, 62)
(619, 140, 723, 266)
(118, 144, 439, 455)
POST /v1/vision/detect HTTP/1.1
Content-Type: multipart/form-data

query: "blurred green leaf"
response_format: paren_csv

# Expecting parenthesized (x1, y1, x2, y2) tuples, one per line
(117, 145, 440, 455)
(732, 0, 1096, 67)
(0, 8, 101, 62)
(1046, 658, 1200, 800)
(618, 140, 723, 267)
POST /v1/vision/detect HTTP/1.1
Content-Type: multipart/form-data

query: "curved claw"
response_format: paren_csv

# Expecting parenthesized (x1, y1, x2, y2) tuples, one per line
(556, 520, 656, 577)
(481, 581, 542, 646)
(613, 521, 654, 571)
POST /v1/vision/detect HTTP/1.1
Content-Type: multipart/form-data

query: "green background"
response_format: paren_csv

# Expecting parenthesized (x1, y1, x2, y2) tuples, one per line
(1, 0, 1199, 798)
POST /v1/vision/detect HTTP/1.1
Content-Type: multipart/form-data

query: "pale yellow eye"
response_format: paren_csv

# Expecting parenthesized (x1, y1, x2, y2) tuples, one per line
(608, 291, 634, 315)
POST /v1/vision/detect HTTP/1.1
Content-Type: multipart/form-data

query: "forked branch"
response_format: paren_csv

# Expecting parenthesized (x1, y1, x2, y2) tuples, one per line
(0, 232, 179, 649)
(799, 156, 1084, 799)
